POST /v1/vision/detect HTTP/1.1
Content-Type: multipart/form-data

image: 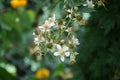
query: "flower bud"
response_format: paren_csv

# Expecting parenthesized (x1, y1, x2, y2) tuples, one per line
(70, 54, 76, 64)
(75, 14, 83, 21)
(57, 19, 64, 26)
(34, 28, 41, 35)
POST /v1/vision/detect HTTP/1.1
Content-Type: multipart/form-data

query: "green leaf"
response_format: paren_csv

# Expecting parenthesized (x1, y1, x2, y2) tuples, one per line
(53, 63, 64, 77)
(27, 10, 35, 22)
(66, 0, 74, 7)
(0, 67, 14, 80)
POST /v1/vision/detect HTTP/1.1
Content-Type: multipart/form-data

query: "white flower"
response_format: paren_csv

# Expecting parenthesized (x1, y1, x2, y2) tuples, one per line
(38, 15, 56, 32)
(38, 21, 51, 32)
(83, 0, 95, 8)
(67, 9, 73, 14)
(54, 44, 70, 62)
(66, 9, 73, 18)
(48, 14, 56, 27)
(72, 36, 80, 45)
(69, 36, 80, 46)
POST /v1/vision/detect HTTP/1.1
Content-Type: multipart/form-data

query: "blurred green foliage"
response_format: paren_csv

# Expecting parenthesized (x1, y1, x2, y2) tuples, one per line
(73, 0, 120, 80)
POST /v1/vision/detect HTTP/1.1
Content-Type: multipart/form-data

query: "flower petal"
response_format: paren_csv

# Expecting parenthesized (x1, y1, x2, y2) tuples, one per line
(34, 37, 39, 45)
(60, 56, 65, 62)
(34, 37, 39, 42)
(38, 26, 43, 29)
(54, 52, 59, 56)
(65, 52, 70, 57)
(45, 20, 49, 25)
(56, 44, 61, 50)
(49, 22, 55, 27)
(63, 45, 69, 51)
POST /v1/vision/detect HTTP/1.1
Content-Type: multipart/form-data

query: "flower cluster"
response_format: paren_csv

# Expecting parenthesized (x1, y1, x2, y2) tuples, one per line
(32, 0, 105, 63)
(65, 8, 87, 26)
(32, 14, 80, 62)
(63, 0, 105, 26)
(63, 3, 88, 26)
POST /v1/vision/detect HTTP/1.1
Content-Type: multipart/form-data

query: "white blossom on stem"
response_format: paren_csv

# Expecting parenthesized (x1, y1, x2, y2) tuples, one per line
(83, 0, 95, 8)
(38, 14, 56, 32)
(38, 22, 51, 32)
(54, 44, 70, 62)
(47, 14, 56, 27)
(71, 36, 80, 45)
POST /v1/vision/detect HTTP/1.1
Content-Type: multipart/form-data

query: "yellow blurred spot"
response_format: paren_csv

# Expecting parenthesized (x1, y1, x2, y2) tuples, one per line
(10, 0, 27, 9)
(36, 68, 50, 79)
